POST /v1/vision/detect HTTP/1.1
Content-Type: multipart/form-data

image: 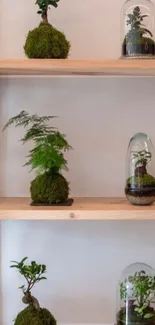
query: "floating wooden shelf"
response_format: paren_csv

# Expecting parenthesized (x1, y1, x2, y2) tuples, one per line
(0, 59, 155, 76)
(0, 197, 155, 220)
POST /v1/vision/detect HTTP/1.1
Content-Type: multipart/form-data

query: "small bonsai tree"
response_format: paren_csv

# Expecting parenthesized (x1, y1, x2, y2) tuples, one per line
(132, 150, 151, 177)
(126, 149, 155, 188)
(123, 6, 155, 57)
(11, 257, 56, 325)
(3, 111, 72, 205)
(117, 270, 155, 325)
(36, 0, 59, 24)
(24, 0, 70, 58)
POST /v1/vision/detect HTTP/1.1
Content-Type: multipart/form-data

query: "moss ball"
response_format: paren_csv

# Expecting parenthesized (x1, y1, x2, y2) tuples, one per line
(127, 174, 155, 186)
(30, 172, 69, 204)
(24, 22, 70, 59)
(15, 306, 56, 325)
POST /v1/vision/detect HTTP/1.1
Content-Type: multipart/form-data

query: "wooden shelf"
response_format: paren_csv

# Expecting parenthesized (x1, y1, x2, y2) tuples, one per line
(0, 197, 155, 220)
(0, 59, 155, 76)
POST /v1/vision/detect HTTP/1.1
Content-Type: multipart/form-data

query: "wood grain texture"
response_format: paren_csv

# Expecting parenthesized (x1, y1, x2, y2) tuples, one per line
(0, 59, 155, 76)
(0, 197, 155, 220)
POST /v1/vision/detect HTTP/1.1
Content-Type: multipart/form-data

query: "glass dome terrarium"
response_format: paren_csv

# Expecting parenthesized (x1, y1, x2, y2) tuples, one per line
(125, 133, 155, 205)
(116, 263, 155, 325)
(121, 0, 155, 59)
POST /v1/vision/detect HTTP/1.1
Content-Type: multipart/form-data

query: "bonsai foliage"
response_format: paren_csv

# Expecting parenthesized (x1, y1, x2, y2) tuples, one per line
(131, 150, 151, 177)
(36, 0, 59, 24)
(126, 6, 152, 39)
(120, 270, 155, 320)
(10, 257, 47, 310)
(3, 111, 71, 174)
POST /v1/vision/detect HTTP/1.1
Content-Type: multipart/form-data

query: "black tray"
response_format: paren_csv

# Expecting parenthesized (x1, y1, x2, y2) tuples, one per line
(30, 198, 74, 207)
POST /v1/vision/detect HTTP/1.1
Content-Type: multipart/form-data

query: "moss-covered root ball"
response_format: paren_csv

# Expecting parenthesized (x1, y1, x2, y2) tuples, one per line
(24, 23, 70, 59)
(30, 172, 69, 204)
(15, 306, 57, 325)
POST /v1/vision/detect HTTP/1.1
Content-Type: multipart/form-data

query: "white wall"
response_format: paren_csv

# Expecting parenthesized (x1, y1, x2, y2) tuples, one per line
(1, 1, 155, 325)
(0, 0, 123, 59)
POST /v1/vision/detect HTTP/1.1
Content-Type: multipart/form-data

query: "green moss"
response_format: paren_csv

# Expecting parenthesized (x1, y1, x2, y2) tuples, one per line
(24, 22, 70, 59)
(15, 306, 56, 325)
(30, 172, 69, 204)
(127, 174, 155, 186)
(123, 36, 155, 56)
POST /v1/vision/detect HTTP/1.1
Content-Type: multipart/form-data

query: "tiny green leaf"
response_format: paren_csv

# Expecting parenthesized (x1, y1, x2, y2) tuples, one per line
(144, 313, 154, 319)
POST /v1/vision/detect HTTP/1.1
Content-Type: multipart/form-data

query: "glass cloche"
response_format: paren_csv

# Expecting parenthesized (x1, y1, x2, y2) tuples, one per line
(116, 263, 155, 325)
(125, 133, 155, 205)
(121, 0, 155, 59)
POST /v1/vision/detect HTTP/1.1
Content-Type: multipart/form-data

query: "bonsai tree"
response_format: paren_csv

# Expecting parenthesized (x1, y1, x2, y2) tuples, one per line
(117, 270, 155, 325)
(3, 111, 73, 205)
(132, 150, 151, 177)
(125, 149, 155, 205)
(123, 6, 155, 57)
(11, 257, 56, 325)
(24, 0, 70, 58)
(127, 150, 155, 186)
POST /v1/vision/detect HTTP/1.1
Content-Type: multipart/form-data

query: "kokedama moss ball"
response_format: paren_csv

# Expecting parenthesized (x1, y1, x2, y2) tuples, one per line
(31, 172, 69, 204)
(24, 23, 70, 59)
(15, 306, 56, 325)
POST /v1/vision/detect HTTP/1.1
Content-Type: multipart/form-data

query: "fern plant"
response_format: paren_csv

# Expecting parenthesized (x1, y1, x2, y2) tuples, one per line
(3, 110, 71, 174)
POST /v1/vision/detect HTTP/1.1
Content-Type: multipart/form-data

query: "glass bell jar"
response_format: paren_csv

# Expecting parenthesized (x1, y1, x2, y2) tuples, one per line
(121, 0, 155, 59)
(125, 132, 155, 205)
(116, 263, 155, 325)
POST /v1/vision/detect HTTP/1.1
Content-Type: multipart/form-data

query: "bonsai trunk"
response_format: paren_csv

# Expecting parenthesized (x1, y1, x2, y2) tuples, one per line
(135, 163, 147, 177)
(22, 291, 40, 311)
(42, 9, 48, 24)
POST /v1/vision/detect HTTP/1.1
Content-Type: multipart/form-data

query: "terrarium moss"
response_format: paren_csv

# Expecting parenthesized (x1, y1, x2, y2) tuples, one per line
(123, 37, 155, 56)
(24, 22, 70, 59)
(31, 172, 69, 204)
(127, 174, 155, 186)
(15, 306, 57, 325)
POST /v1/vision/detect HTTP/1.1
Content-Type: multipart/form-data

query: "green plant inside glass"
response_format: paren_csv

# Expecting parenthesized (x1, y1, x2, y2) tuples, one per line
(125, 150, 155, 205)
(123, 6, 155, 58)
(3, 111, 73, 206)
(117, 270, 155, 325)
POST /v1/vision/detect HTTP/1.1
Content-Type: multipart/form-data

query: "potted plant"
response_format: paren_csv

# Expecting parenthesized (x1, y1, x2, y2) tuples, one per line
(11, 257, 57, 325)
(125, 149, 155, 205)
(122, 6, 155, 58)
(3, 111, 73, 206)
(117, 269, 155, 325)
(24, 0, 70, 59)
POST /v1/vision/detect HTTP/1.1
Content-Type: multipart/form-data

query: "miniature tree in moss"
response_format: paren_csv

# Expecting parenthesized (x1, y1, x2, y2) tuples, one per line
(127, 149, 155, 186)
(3, 111, 72, 205)
(36, 0, 59, 24)
(11, 257, 57, 325)
(117, 270, 155, 325)
(24, 0, 70, 58)
(123, 6, 155, 57)
(132, 150, 151, 177)
(125, 149, 155, 205)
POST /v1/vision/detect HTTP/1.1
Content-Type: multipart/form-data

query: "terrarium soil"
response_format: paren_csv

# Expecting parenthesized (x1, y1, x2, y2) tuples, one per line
(123, 37, 155, 57)
(117, 306, 155, 325)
